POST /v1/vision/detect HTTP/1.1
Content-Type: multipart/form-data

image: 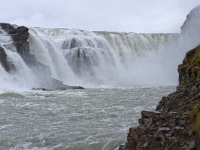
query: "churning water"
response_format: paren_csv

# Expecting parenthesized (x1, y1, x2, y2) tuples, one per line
(0, 87, 175, 150)
(0, 11, 199, 149)
(1, 5, 200, 150)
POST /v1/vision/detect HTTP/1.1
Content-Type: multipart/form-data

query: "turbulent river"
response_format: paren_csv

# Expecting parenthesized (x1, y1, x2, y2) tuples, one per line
(0, 24, 197, 150)
(0, 87, 175, 150)
(1, 5, 200, 150)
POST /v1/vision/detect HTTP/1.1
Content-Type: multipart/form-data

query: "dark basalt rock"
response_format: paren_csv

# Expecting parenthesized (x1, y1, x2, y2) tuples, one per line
(120, 45, 200, 150)
(0, 23, 16, 72)
(124, 111, 193, 150)
(120, 6, 200, 148)
(8, 26, 29, 42)
(32, 88, 50, 91)
(32, 85, 84, 91)
(0, 23, 15, 32)
(0, 46, 15, 72)
(156, 45, 200, 113)
(10, 26, 36, 65)
(0, 23, 36, 65)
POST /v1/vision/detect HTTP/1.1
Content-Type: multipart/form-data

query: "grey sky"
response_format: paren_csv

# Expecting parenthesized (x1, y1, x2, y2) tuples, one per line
(0, 0, 200, 33)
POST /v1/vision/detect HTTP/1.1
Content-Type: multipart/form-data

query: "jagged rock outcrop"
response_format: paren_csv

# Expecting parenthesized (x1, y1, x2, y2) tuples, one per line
(156, 45, 200, 113)
(124, 111, 192, 150)
(0, 23, 36, 65)
(120, 5, 200, 150)
(121, 45, 200, 150)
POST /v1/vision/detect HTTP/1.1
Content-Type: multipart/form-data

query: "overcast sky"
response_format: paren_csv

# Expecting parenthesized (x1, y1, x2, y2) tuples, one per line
(0, 0, 200, 33)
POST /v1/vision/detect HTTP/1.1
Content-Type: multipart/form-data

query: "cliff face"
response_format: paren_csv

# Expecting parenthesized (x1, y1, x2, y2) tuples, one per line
(121, 46, 200, 150)
(157, 45, 200, 113)
(120, 5, 200, 150)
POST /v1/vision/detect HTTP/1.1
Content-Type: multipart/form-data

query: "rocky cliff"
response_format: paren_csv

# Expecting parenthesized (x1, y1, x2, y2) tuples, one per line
(120, 5, 200, 150)
(157, 46, 200, 113)
(120, 45, 200, 150)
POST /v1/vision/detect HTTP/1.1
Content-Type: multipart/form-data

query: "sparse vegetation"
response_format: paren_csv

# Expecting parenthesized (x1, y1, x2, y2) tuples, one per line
(188, 104, 200, 134)
(182, 45, 200, 83)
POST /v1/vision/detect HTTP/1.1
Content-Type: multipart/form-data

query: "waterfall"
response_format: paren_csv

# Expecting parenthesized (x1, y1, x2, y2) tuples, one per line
(28, 28, 178, 87)
(0, 28, 40, 91)
(0, 25, 189, 90)
(29, 28, 79, 86)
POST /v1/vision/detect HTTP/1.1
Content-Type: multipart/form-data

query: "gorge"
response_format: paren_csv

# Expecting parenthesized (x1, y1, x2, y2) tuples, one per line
(0, 4, 200, 150)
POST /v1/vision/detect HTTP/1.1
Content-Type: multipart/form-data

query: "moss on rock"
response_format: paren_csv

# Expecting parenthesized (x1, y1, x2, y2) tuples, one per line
(181, 45, 200, 83)
(188, 104, 200, 134)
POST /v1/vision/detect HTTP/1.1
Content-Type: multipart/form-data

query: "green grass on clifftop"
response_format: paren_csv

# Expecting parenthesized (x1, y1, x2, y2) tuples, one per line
(184, 45, 200, 83)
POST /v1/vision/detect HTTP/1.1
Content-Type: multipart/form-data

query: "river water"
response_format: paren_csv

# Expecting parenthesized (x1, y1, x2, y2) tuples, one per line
(0, 86, 175, 150)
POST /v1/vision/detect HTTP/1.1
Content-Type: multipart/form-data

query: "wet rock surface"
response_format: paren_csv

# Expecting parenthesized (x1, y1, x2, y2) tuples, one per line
(124, 111, 193, 150)
(32, 85, 84, 91)
(0, 23, 36, 65)
(120, 5, 200, 149)
(120, 45, 200, 150)
(157, 46, 200, 113)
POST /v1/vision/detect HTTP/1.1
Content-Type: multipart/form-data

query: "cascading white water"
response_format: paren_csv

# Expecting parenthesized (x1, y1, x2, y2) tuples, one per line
(31, 28, 126, 87)
(0, 28, 40, 92)
(0, 25, 198, 90)
(29, 28, 79, 86)
(29, 28, 180, 87)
